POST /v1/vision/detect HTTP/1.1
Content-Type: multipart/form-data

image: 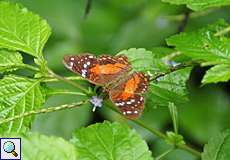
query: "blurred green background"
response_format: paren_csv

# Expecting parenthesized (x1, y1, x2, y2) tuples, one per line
(10, 0, 230, 159)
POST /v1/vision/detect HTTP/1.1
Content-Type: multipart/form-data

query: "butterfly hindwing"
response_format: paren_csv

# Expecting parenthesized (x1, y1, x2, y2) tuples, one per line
(109, 72, 150, 119)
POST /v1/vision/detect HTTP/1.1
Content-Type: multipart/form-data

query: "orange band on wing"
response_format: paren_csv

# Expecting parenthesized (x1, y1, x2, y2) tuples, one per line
(90, 63, 127, 75)
(121, 74, 140, 100)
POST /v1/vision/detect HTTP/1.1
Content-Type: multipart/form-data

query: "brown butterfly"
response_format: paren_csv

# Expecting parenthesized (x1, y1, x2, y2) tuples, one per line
(63, 54, 149, 119)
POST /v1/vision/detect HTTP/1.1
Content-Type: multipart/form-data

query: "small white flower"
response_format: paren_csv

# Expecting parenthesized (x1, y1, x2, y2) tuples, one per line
(90, 96, 103, 112)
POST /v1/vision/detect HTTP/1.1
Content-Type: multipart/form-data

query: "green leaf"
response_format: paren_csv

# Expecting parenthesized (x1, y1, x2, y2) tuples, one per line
(117, 48, 154, 72)
(71, 121, 154, 160)
(202, 130, 230, 160)
(0, 2, 51, 58)
(202, 64, 230, 84)
(166, 20, 230, 65)
(1, 132, 77, 160)
(0, 49, 23, 73)
(162, 0, 230, 11)
(147, 67, 192, 107)
(0, 75, 46, 133)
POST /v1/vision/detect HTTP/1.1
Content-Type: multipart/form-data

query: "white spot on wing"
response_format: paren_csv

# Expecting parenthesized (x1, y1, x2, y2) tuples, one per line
(126, 111, 132, 114)
(70, 57, 75, 60)
(83, 64, 88, 68)
(69, 62, 74, 67)
(87, 61, 91, 65)
(140, 97, 144, 101)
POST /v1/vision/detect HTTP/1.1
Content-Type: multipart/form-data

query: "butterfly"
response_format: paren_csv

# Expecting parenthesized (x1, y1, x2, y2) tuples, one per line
(63, 54, 149, 119)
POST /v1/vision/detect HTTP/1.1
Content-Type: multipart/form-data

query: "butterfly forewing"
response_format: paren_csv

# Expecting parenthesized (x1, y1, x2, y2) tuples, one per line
(63, 54, 101, 84)
(63, 54, 131, 86)
(109, 72, 150, 119)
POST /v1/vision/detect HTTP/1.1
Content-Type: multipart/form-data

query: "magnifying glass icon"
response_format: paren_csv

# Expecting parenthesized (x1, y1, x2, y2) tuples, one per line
(3, 141, 18, 157)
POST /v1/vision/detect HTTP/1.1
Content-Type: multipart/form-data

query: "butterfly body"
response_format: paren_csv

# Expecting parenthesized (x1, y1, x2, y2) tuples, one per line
(63, 54, 149, 119)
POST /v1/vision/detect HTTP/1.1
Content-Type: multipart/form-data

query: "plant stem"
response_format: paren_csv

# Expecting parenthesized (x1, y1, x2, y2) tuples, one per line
(132, 119, 167, 139)
(150, 61, 196, 81)
(47, 69, 90, 95)
(105, 101, 201, 157)
(215, 26, 230, 36)
(0, 101, 88, 125)
(177, 144, 201, 157)
(43, 76, 84, 82)
(46, 90, 86, 96)
(156, 147, 175, 160)
(21, 64, 40, 72)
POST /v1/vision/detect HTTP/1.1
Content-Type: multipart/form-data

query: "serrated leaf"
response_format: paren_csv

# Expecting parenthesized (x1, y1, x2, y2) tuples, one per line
(0, 49, 23, 73)
(162, 0, 230, 11)
(167, 20, 230, 65)
(1, 132, 77, 160)
(71, 121, 154, 160)
(147, 67, 191, 107)
(202, 64, 230, 84)
(117, 48, 154, 72)
(202, 130, 230, 160)
(0, 75, 46, 133)
(0, 2, 51, 58)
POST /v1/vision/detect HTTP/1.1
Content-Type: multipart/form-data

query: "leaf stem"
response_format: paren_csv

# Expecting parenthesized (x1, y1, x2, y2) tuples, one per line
(42, 76, 84, 82)
(155, 147, 175, 160)
(132, 119, 167, 139)
(105, 101, 201, 157)
(46, 90, 86, 96)
(0, 101, 88, 125)
(177, 144, 201, 157)
(214, 26, 230, 36)
(47, 68, 90, 95)
(150, 61, 196, 81)
(20, 64, 40, 72)
(168, 103, 178, 134)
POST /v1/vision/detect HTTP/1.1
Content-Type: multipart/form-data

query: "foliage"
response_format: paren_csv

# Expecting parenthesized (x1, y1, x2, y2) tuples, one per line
(162, 0, 230, 11)
(202, 130, 230, 160)
(0, 49, 23, 73)
(1, 132, 77, 160)
(0, 0, 229, 160)
(167, 20, 230, 84)
(71, 121, 153, 160)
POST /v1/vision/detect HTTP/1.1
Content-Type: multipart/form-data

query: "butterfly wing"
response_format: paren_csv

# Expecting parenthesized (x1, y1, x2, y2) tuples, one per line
(109, 72, 150, 119)
(63, 54, 131, 85)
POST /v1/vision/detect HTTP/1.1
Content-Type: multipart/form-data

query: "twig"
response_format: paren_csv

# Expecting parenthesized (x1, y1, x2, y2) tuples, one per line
(156, 147, 175, 160)
(0, 101, 88, 125)
(48, 68, 90, 95)
(46, 90, 86, 96)
(42, 76, 84, 82)
(214, 26, 230, 36)
(177, 10, 191, 33)
(150, 61, 196, 81)
(20, 64, 40, 72)
(84, 0, 93, 18)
